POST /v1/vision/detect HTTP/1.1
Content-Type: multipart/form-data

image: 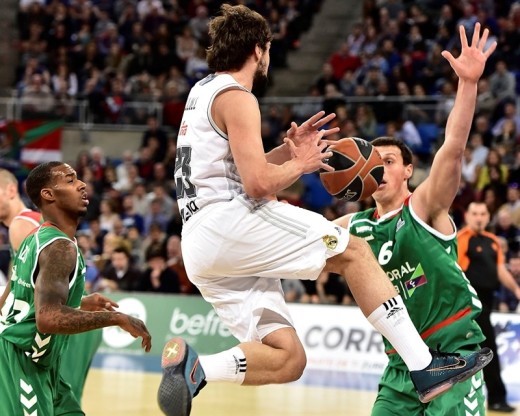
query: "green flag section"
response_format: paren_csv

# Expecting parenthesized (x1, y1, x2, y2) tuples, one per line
(20, 120, 64, 167)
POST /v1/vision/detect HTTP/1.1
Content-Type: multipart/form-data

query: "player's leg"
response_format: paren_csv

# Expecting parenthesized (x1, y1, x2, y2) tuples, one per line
(53, 375, 84, 416)
(0, 338, 54, 416)
(59, 329, 103, 402)
(371, 366, 425, 416)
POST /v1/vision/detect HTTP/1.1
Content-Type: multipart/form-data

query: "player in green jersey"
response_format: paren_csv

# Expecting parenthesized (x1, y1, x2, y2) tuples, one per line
(0, 167, 103, 405)
(335, 23, 496, 415)
(0, 161, 152, 416)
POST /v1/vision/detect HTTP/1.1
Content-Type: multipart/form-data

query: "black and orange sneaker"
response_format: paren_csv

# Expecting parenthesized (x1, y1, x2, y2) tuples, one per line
(158, 337, 207, 416)
(410, 346, 493, 403)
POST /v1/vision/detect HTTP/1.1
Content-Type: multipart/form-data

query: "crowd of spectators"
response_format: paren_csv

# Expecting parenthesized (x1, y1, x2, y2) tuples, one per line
(14, 0, 322, 124)
(3, 0, 520, 311)
(272, 0, 520, 309)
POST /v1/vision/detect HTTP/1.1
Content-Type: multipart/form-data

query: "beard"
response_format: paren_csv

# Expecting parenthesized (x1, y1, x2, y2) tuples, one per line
(252, 61, 269, 93)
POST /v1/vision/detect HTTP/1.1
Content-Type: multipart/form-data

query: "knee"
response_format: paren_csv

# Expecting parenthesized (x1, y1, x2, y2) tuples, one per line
(281, 346, 307, 382)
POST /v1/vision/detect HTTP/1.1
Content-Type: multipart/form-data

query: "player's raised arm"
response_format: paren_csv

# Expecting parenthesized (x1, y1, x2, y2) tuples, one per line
(413, 23, 496, 222)
(34, 239, 151, 351)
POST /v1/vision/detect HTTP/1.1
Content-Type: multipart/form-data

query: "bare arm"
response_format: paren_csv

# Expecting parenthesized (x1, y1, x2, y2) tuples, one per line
(413, 23, 496, 229)
(214, 90, 332, 198)
(9, 218, 38, 253)
(497, 264, 520, 301)
(334, 213, 353, 229)
(35, 240, 151, 351)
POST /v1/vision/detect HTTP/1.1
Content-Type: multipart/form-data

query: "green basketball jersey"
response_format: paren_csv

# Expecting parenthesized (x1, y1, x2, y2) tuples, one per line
(349, 197, 484, 369)
(0, 223, 85, 369)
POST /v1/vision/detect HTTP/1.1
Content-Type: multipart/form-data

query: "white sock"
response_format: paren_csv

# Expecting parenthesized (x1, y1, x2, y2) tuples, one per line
(198, 346, 247, 384)
(367, 296, 432, 371)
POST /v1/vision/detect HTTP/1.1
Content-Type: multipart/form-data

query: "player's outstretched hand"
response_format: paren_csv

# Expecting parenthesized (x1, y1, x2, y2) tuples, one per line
(286, 110, 339, 147)
(441, 22, 496, 84)
(80, 293, 119, 312)
(118, 314, 152, 352)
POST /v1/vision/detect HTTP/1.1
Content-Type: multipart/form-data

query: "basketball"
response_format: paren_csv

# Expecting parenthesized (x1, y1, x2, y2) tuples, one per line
(320, 137, 384, 201)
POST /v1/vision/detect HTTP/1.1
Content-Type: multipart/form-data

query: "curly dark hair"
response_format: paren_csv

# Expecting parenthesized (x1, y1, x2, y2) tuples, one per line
(207, 4, 272, 72)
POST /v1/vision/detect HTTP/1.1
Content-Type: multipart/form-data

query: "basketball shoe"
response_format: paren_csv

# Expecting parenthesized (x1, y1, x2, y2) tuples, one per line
(410, 346, 493, 403)
(158, 337, 207, 416)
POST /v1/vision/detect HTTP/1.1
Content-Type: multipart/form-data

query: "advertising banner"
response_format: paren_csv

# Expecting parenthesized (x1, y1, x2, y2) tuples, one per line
(96, 293, 520, 397)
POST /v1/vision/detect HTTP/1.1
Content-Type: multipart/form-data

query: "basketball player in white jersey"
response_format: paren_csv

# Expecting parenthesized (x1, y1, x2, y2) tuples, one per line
(157, 5, 492, 416)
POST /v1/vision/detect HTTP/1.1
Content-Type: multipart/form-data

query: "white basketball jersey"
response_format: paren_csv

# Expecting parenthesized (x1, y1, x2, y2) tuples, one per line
(175, 73, 251, 223)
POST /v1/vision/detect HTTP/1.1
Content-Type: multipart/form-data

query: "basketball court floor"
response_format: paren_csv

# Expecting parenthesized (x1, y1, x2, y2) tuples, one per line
(82, 360, 520, 416)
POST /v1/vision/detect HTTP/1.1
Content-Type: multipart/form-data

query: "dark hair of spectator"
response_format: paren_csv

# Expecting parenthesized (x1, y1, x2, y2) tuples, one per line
(113, 245, 132, 260)
(26, 161, 65, 208)
(372, 137, 413, 166)
(206, 4, 272, 72)
(145, 242, 167, 261)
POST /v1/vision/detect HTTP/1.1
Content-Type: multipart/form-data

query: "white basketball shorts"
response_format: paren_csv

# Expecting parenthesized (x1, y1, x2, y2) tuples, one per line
(181, 196, 349, 342)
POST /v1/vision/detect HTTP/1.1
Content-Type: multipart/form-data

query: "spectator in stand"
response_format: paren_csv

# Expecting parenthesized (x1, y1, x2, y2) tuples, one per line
(313, 62, 339, 95)
(77, 232, 101, 293)
(143, 198, 169, 235)
(493, 207, 520, 256)
(346, 21, 365, 56)
(488, 60, 517, 103)
(126, 42, 154, 78)
(408, 153, 429, 191)
(51, 63, 78, 98)
(322, 83, 345, 116)
(491, 100, 520, 141)
(338, 69, 356, 96)
(328, 41, 362, 81)
(451, 177, 476, 229)
(476, 148, 510, 194)
(461, 145, 481, 187)
(500, 182, 520, 226)
(498, 256, 520, 312)
(175, 25, 199, 69)
(475, 77, 497, 118)
(185, 45, 210, 86)
(137, 0, 164, 20)
(130, 181, 149, 217)
(140, 114, 169, 159)
(492, 119, 518, 156)
(102, 76, 129, 123)
(355, 103, 377, 140)
(385, 118, 422, 150)
(120, 193, 145, 235)
(138, 243, 180, 293)
(98, 198, 121, 234)
(362, 65, 387, 96)
(98, 245, 142, 292)
(21, 73, 55, 117)
(456, 3, 478, 38)
(472, 116, 494, 149)
(434, 79, 456, 126)
(268, 8, 288, 68)
(361, 24, 380, 56)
